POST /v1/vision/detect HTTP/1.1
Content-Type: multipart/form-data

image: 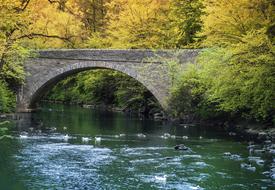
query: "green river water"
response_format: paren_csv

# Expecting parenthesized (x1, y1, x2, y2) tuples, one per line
(0, 104, 274, 190)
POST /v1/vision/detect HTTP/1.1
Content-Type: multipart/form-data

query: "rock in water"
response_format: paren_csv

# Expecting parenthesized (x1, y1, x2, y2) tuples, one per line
(174, 144, 190, 151)
(241, 163, 256, 172)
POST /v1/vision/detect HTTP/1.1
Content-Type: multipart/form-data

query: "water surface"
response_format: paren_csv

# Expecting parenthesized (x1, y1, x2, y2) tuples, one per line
(0, 104, 274, 190)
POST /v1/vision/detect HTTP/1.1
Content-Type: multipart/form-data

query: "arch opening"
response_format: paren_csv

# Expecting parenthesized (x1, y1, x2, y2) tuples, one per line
(28, 67, 164, 117)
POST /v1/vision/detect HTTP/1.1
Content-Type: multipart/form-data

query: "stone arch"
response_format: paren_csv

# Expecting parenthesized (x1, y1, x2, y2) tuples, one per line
(17, 60, 168, 112)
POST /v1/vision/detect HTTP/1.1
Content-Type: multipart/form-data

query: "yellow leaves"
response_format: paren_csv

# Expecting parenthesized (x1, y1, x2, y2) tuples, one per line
(0, 0, 87, 49)
(202, 0, 274, 47)
(19, 0, 84, 48)
(106, 0, 169, 48)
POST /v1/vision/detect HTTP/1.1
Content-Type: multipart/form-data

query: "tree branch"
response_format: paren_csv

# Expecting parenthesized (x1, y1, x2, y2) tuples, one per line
(13, 0, 31, 13)
(21, 0, 31, 12)
(14, 33, 75, 42)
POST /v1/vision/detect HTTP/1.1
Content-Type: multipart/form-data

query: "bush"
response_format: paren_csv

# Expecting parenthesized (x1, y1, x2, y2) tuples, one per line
(0, 80, 15, 113)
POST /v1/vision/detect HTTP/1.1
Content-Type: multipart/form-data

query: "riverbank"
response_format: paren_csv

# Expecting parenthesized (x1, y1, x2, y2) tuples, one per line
(41, 100, 163, 118)
(173, 118, 275, 143)
(0, 115, 15, 137)
(225, 123, 275, 143)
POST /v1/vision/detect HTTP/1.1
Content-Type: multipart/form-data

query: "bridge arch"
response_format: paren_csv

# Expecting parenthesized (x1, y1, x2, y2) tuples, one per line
(26, 61, 164, 110)
(16, 49, 199, 112)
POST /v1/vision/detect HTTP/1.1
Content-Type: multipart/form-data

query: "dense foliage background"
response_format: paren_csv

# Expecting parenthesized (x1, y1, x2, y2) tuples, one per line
(0, 0, 274, 125)
(44, 70, 161, 115)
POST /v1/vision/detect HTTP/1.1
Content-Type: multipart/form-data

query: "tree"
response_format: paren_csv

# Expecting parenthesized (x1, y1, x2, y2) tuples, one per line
(200, 0, 275, 122)
(202, 0, 274, 46)
(105, 0, 170, 49)
(169, 0, 205, 48)
(0, 0, 84, 86)
(169, 0, 275, 124)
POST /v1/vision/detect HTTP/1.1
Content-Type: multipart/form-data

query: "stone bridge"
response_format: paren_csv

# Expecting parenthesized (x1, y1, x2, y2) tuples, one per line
(16, 49, 200, 112)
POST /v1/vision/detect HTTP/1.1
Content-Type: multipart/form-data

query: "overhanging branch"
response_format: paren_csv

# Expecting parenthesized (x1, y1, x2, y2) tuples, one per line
(14, 33, 75, 42)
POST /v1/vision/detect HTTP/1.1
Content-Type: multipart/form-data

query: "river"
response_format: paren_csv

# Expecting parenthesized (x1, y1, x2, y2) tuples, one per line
(0, 104, 274, 190)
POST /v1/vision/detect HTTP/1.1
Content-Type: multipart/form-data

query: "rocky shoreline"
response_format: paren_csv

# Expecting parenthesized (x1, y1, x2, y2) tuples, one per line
(176, 120, 275, 143)
(227, 124, 275, 143)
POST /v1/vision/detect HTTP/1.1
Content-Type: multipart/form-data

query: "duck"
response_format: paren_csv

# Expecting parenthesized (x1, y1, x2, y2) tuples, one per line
(95, 137, 102, 142)
(49, 127, 57, 132)
(223, 152, 231, 156)
(174, 144, 190, 151)
(119, 134, 126, 137)
(63, 134, 70, 141)
(19, 134, 28, 139)
(137, 133, 146, 138)
(182, 136, 188, 139)
(170, 135, 176, 139)
(161, 135, 168, 139)
(82, 137, 90, 142)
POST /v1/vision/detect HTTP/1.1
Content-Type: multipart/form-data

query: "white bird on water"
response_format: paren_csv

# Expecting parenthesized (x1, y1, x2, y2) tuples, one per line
(63, 134, 70, 141)
(95, 137, 102, 142)
(155, 175, 167, 182)
(170, 135, 176, 139)
(50, 127, 57, 132)
(182, 136, 188, 139)
(19, 134, 28, 139)
(161, 135, 168, 139)
(82, 137, 90, 142)
(137, 133, 146, 138)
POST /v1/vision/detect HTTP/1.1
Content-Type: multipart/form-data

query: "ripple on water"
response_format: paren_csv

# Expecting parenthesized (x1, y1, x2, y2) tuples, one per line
(192, 161, 212, 169)
(138, 174, 204, 190)
(14, 141, 115, 190)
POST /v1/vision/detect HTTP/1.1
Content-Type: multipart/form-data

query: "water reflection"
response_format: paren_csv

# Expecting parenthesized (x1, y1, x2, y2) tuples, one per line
(0, 104, 274, 190)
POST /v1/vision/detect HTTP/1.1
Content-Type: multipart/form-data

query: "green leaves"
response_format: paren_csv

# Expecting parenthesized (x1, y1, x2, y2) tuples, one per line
(168, 0, 274, 124)
(1, 43, 30, 85)
(0, 80, 15, 113)
(169, 0, 205, 48)
(45, 69, 160, 113)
